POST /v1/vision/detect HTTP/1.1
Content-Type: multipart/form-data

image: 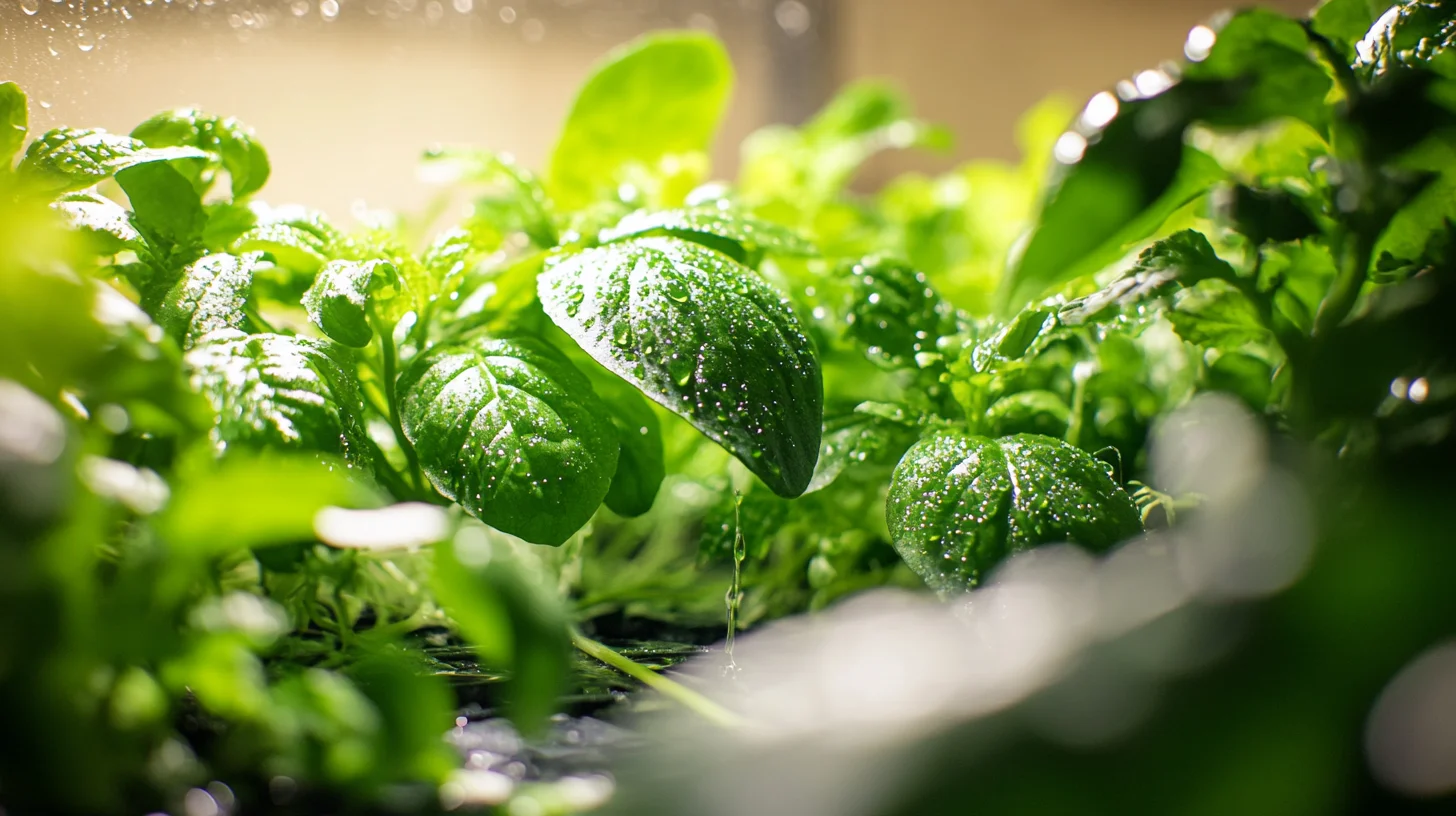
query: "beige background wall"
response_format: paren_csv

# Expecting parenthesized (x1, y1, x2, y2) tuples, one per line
(0, 0, 1313, 217)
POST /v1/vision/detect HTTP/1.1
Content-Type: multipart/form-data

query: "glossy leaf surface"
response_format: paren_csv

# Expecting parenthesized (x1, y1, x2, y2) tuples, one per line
(158, 253, 264, 349)
(131, 108, 271, 198)
(302, 259, 400, 348)
(186, 329, 369, 462)
(397, 334, 618, 546)
(599, 206, 815, 261)
(887, 431, 1142, 591)
(15, 127, 206, 193)
(539, 236, 823, 497)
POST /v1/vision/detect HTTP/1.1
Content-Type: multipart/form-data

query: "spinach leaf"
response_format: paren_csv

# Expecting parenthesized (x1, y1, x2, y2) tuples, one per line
(15, 127, 206, 193)
(547, 31, 733, 211)
(0, 81, 27, 170)
(397, 334, 619, 546)
(302, 259, 402, 348)
(539, 236, 823, 497)
(158, 252, 265, 349)
(131, 108, 271, 198)
(887, 431, 1142, 592)
(599, 206, 815, 262)
(186, 329, 370, 463)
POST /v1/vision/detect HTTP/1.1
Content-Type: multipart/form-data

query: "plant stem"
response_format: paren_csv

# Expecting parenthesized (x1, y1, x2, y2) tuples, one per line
(570, 630, 744, 729)
(1315, 230, 1374, 337)
(378, 325, 426, 494)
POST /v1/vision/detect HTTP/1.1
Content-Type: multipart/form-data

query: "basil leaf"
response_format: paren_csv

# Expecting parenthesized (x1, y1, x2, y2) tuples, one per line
(54, 192, 142, 253)
(547, 32, 733, 211)
(806, 403, 919, 494)
(303, 259, 401, 348)
(115, 160, 207, 252)
(0, 81, 27, 169)
(599, 206, 815, 262)
(397, 334, 619, 546)
(1058, 229, 1237, 325)
(843, 256, 958, 369)
(539, 236, 823, 497)
(1312, 0, 1389, 61)
(887, 431, 1142, 592)
(985, 391, 1072, 439)
(15, 127, 206, 193)
(158, 253, 264, 349)
(234, 208, 349, 275)
(1000, 81, 1233, 312)
(584, 365, 664, 517)
(1168, 281, 1271, 349)
(421, 148, 556, 248)
(186, 329, 370, 463)
(132, 108, 271, 198)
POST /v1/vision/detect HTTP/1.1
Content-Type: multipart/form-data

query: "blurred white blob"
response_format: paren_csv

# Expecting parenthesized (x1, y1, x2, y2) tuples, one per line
(440, 768, 514, 810)
(0, 380, 67, 465)
(80, 455, 169, 514)
(1151, 393, 1264, 505)
(313, 502, 449, 550)
(190, 592, 290, 645)
(1366, 641, 1456, 797)
(1184, 24, 1216, 62)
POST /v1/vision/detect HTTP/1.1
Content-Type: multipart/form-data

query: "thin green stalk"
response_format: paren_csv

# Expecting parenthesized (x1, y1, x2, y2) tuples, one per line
(1315, 230, 1375, 337)
(378, 325, 426, 494)
(570, 630, 744, 729)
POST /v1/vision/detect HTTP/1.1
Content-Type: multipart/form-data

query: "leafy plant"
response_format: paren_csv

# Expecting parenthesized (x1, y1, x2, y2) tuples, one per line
(3, 0, 1456, 811)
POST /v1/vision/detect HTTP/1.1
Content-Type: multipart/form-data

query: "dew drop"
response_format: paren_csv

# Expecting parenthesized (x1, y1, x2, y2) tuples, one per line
(664, 278, 690, 303)
(612, 322, 632, 348)
(20, 0, 39, 15)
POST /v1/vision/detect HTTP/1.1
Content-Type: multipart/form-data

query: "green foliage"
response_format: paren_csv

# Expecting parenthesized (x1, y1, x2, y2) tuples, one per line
(5, 3, 1456, 811)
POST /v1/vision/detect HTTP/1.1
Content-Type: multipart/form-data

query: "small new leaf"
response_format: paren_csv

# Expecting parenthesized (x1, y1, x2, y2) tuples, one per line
(303, 259, 401, 348)
(539, 236, 823, 497)
(887, 431, 1142, 592)
(0, 81, 27, 169)
(397, 334, 619, 546)
(132, 108, 271, 198)
(843, 256, 959, 368)
(16, 127, 206, 193)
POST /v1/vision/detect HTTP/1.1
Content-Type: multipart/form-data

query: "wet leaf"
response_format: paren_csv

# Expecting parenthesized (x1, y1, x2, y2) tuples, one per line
(539, 236, 823, 497)
(843, 256, 959, 368)
(421, 148, 556, 248)
(1312, 0, 1389, 61)
(0, 81, 27, 169)
(186, 329, 370, 462)
(985, 391, 1072, 439)
(599, 206, 815, 262)
(397, 334, 618, 546)
(886, 431, 1142, 592)
(158, 253, 264, 349)
(806, 402, 919, 493)
(1168, 281, 1271, 348)
(302, 259, 401, 348)
(131, 108, 271, 198)
(15, 127, 206, 193)
(1355, 1, 1456, 79)
(548, 32, 733, 211)
(593, 370, 665, 517)
(1059, 229, 1237, 325)
(233, 207, 349, 275)
(54, 192, 141, 253)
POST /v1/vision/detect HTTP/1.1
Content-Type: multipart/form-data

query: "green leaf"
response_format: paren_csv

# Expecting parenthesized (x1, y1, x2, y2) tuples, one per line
(397, 334, 619, 546)
(115, 160, 207, 251)
(131, 108, 271, 198)
(302, 259, 401, 348)
(433, 526, 572, 734)
(985, 390, 1072, 439)
(186, 329, 371, 462)
(158, 252, 264, 349)
(1212, 184, 1320, 246)
(1058, 229, 1237, 325)
(1167, 281, 1271, 349)
(53, 192, 142, 253)
(0, 81, 27, 169)
(345, 647, 458, 783)
(158, 453, 370, 557)
(233, 207, 349, 275)
(599, 206, 815, 262)
(1312, 0, 1389, 60)
(1354, 1, 1456, 79)
(421, 148, 556, 248)
(589, 368, 665, 517)
(886, 431, 1142, 592)
(539, 236, 823, 497)
(15, 127, 206, 193)
(806, 402, 919, 493)
(1000, 80, 1230, 312)
(843, 256, 959, 369)
(1182, 9, 1333, 133)
(547, 31, 733, 211)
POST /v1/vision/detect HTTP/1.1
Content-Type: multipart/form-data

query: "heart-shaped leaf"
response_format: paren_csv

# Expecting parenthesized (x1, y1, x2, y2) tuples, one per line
(398, 334, 619, 546)
(887, 431, 1142, 592)
(539, 235, 823, 497)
